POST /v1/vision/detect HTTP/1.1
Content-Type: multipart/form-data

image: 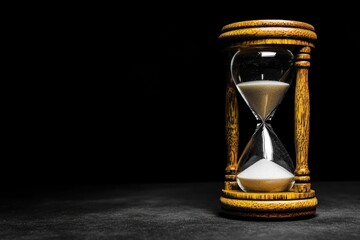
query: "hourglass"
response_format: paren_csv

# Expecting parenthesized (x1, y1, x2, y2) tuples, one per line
(219, 19, 318, 218)
(231, 46, 295, 193)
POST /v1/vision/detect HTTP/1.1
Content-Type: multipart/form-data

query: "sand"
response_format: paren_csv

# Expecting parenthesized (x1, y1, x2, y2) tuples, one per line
(237, 158, 294, 192)
(236, 80, 290, 120)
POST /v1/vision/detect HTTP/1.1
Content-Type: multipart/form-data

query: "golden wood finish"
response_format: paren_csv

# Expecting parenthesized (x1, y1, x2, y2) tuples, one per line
(221, 19, 315, 32)
(219, 19, 318, 219)
(294, 175, 311, 182)
(293, 183, 312, 193)
(224, 174, 237, 181)
(219, 27, 317, 42)
(222, 189, 316, 200)
(225, 76, 239, 173)
(220, 197, 318, 212)
(224, 75, 239, 190)
(294, 47, 312, 192)
(224, 181, 238, 190)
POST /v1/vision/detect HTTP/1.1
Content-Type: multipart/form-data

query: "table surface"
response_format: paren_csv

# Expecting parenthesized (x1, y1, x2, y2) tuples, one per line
(1, 181, 359, 240)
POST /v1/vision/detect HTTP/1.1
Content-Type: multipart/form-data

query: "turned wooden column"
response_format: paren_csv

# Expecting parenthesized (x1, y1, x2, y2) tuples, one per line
(294, 46, 312, 193)
(224, 73, 239, 190)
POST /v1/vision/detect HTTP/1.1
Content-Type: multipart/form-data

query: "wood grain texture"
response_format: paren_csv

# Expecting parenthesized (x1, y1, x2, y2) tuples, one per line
(219, 19, 317, 43)
(293, 183, 311, 193)
(220, 196, 318, 212)
(222, 189, 316, 200)
(219, 27, 317, 42)
(294, 49, 311, 178)
(294, 175, 311, 182)
(224, 174, 237, 181)
(224, 181, 239, 190)
(225, 76, 239, 172)
(221, 19, 315, 32)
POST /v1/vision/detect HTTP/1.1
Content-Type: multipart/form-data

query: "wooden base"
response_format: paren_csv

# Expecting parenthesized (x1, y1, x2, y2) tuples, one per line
(220, 189, 317, 219)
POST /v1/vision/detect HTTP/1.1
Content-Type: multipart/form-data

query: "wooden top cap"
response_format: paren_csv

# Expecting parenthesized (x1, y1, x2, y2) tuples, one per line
(219, 19, 317, 44)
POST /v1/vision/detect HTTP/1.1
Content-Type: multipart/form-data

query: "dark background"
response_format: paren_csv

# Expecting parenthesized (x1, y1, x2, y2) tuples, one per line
(3, 2, 359, 189)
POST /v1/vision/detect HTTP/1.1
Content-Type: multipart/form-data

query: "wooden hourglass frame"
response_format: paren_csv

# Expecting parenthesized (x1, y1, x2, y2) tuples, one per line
(219, 19, 318, 219)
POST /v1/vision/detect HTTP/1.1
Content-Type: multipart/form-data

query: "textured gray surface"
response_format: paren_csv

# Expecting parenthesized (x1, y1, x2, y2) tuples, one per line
(0, 181, 359, 240)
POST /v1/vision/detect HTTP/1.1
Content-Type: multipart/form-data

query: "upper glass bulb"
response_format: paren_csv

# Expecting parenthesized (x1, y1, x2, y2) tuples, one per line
(231, 46, 294, 121)
(230, 46, 294, 84)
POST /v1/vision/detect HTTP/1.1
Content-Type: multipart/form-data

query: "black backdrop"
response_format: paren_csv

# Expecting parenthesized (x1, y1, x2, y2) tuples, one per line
(4, 2, 359, 188)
